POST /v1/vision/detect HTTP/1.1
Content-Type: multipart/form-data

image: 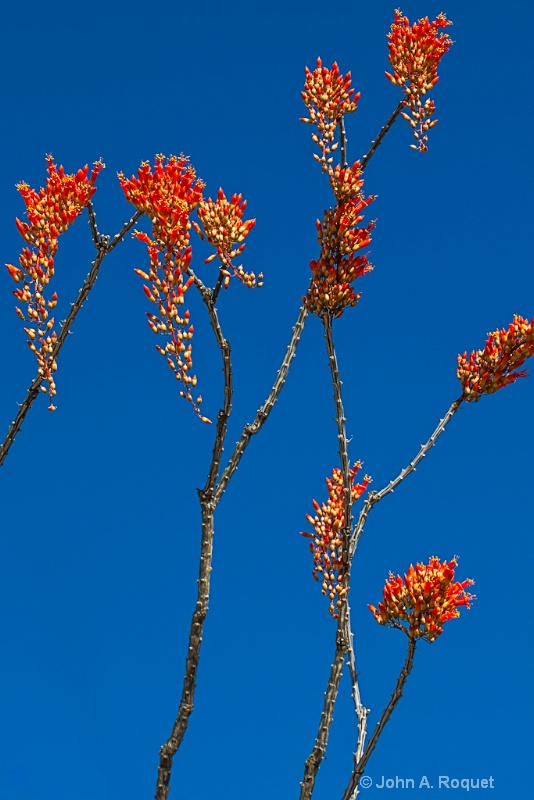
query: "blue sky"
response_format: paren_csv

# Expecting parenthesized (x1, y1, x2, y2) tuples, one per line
(1, 1, 532, 799)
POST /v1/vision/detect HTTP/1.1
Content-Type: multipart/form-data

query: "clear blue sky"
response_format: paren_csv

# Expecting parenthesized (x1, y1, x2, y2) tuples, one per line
(1, 2, 532, 799)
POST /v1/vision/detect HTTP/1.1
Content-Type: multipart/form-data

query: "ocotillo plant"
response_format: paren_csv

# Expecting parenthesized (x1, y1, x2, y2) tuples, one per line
(2, 9, 532, 800)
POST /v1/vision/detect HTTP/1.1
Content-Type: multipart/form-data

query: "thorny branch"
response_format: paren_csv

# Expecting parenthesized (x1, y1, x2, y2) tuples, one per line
(322, 312, 352, 566)
(349, 397, 464, 559)
(346, 604, 368, 769)
(0, 206, 143, 468)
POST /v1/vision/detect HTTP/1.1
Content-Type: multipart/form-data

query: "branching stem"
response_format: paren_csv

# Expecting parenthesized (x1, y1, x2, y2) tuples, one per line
(155, 294, 309, 798)
(212, 303, 308, 504)
(341, 638, 416, 800)
(0, 207, 143, 468)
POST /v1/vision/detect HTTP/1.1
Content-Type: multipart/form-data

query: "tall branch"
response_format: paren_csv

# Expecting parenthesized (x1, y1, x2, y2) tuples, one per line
(341, 638, 416, 800)
(155, 500, 216, 800)
(349, 397, 464, 559)
(322, 312, 352, 563)
(0, 207, 143, 468)
(300, 314, 361, 800)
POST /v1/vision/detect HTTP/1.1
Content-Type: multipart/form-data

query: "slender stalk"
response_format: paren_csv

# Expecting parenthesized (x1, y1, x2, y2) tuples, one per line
(339, 117, 348, 170)
(300, 613, 349, 800)
(361, 100, 405, 171)
(349, 397, 464, 559)
(0, 207, 143, 468)
(212, 303, 308, 504)
(341, 638, 416, 800)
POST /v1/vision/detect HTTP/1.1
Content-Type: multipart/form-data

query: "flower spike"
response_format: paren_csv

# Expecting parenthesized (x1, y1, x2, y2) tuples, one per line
(302, 463, 370, 617)
(386, 9, 453, 152)
(119, 155, 210, 422)
(301, 57, 360, 174)
(193, 188, 261, 290)
(457, 314, 534, 401)
(305, 162, 376, 319)
(7, 155, 105, 409)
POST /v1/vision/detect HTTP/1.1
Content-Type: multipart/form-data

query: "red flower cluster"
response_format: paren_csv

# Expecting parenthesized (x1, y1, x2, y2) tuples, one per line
(193, 188, 260, 289)
(386, 9, 453, 152)
(119, 155, 209, 421)
(301, 58, 359, 173)
(119, 154, 204, 248)
(457, 315, 534, 401)
(302, 463, 371, 617)
(305, 162, 375, 318)
(369, 556, 474, 642)
(6, 155, 105, 409)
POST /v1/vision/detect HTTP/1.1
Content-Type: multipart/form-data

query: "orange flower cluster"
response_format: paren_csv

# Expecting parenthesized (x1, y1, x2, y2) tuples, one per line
(369, 556, 474, 642)
(118, 156, 210, 421)
(301, 58, 359, 173)
(457, 315, 534, 402)
(386, 9, 453, 152)
(302, 463, 371, 617)
(192, 188, 261, 289)
(6, 155, 105, 409)
(305, 162, 375, 318)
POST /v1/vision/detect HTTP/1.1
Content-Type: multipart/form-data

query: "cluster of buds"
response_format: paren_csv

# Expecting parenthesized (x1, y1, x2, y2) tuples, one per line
(386, 9, 453, 152)
(305, 162, 375, 318)
(369, 556, 474, 642)
(457, 314, 534, 401)
(192, 188, 260, 289)
(6, 156, 104, 409)
(118, 155, 210, 421)
(301, 58, 359, 173)
(302, 463, 371, 617)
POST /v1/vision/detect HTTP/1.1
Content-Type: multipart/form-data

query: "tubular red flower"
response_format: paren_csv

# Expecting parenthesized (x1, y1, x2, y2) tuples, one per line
(369, 556, 474, 642)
